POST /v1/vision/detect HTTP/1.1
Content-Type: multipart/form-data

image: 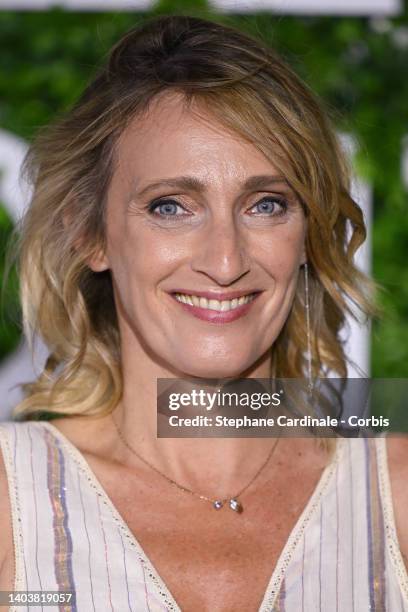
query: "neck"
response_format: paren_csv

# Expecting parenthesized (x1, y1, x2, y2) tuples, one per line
(109, 331, 281, 496)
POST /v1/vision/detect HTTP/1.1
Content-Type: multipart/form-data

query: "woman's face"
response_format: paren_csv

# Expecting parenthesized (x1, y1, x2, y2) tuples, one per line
(90, 92, 307, 378)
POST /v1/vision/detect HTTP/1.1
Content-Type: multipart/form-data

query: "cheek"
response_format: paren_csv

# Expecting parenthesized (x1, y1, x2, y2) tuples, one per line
(255, 227, 305, 279)
(106, 224, 187, 294)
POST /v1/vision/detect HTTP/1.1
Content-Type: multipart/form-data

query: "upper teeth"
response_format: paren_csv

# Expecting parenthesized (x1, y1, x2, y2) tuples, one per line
(174, 293, 255, 311)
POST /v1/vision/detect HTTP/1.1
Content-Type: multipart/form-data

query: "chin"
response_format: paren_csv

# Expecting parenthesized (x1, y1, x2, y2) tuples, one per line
(179, 357, 254, 381)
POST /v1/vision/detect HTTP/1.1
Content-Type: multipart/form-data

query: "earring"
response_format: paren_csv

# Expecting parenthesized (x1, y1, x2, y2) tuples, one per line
(303, 262, 313, 395)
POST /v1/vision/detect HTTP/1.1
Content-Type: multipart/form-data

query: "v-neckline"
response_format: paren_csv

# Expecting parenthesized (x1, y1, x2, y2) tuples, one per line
(39, 421, 346, 611)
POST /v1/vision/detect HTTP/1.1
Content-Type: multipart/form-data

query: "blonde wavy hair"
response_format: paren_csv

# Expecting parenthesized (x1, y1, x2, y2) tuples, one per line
(10, 14, 381, 421)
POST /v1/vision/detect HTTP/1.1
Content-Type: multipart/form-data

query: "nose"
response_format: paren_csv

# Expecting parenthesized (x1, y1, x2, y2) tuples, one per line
(191, 216, 250, 285)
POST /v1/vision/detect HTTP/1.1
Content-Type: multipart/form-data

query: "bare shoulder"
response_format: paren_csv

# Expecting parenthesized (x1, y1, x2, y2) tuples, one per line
(0, 432, 14, 590)
(385, 434, 408, 571)
(386, 433, 408, 487)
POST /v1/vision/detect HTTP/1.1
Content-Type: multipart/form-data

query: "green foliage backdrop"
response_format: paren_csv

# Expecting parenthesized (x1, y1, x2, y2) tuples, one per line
(0, 2, 407, 375)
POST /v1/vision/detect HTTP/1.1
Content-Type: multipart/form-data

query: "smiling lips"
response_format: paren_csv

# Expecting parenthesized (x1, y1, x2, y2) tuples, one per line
(170, 291, 260, 323)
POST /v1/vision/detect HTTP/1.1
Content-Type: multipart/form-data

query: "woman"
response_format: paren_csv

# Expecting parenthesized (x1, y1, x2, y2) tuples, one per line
(0, 14, 407, 611)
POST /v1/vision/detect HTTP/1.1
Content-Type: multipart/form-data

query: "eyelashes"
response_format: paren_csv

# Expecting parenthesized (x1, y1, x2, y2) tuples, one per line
(146, 195, 289, 221)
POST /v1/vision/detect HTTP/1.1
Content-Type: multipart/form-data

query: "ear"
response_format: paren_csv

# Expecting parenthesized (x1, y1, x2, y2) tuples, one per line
(62, 207, 110, 273)
(87, 247, 110, 273)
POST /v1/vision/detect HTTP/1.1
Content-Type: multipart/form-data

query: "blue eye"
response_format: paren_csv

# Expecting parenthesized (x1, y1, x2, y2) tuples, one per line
(148, 199, 186, 217)
(250, 197, 288, 216)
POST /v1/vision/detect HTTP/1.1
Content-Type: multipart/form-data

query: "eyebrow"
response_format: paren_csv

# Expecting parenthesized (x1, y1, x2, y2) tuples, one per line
(133, 174, 290, 199)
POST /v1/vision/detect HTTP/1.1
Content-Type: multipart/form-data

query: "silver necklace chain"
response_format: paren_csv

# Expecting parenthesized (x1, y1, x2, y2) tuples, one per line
(112, 415, 281, 513)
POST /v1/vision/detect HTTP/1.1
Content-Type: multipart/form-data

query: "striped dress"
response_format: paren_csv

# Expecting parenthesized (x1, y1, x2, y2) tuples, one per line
(0, 421, 407, 611)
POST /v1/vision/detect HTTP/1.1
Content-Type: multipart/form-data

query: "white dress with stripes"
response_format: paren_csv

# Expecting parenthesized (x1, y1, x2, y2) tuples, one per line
(0, 421, 407, 611)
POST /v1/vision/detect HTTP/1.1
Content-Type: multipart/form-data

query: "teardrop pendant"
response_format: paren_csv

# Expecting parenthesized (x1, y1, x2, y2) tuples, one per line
(213, 500, 223, 510)
(229, 498, 243, 513)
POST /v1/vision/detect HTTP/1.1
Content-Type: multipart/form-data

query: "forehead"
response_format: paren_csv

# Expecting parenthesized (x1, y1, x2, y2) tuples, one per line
(112, 91, 282, 186)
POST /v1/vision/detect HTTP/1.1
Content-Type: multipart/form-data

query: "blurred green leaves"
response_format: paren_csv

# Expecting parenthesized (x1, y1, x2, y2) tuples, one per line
(0, 203, 20, 361)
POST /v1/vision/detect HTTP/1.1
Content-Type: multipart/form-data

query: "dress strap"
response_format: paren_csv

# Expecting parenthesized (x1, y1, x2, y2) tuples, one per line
(375, 433, 408, 602)
(0, 424, 28, 597)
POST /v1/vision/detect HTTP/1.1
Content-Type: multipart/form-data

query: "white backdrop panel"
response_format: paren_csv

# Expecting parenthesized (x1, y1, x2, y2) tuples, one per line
(1, 0, 402, 14)
(211, 0, 401, 15)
